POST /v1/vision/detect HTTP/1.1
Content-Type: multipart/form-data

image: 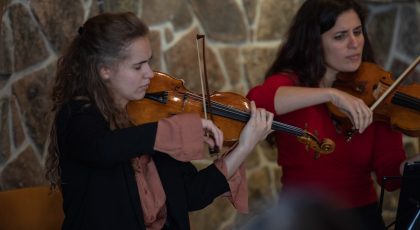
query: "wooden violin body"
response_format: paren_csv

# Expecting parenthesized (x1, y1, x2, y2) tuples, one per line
(328, 62, 420, 137)
(127, 71, 249, 144)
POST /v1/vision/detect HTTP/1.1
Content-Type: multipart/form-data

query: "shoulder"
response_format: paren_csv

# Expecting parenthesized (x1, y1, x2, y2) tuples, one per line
(59, 99, 100, 118)
(56, 99, 105, 128)
(266, 72, 299, 85)
(247, 72, 298, 100)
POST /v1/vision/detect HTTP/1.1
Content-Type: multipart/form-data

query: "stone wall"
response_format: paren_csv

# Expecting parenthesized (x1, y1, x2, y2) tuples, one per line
(0, 0, 418, 229)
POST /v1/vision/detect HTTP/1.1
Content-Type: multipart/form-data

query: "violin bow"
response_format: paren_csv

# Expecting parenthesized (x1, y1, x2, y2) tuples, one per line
(196, 34, 219, 155)
(370, 56, 419, 111)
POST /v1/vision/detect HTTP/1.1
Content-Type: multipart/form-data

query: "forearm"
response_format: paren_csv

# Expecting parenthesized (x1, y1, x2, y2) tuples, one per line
(223, 144, 252, 178)
(223, 101, 272, 178)
(66, 116, 157, 165)
(274, 86, 334, 114)
(154, 113, 205, 161)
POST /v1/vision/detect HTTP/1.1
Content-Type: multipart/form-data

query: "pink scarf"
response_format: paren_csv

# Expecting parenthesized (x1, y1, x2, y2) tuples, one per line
(132, 156, 166, 229)
(131, 113, 249, 229)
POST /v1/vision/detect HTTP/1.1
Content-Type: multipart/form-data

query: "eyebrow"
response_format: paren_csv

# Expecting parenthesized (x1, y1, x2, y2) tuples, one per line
(134, 55, 153, 65)
(335, 25, 363, 34)
(353, 25, 363, 30)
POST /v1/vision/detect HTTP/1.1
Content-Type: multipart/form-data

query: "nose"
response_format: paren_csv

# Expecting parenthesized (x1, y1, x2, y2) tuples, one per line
(348, 33, 359, 49)
(145, 63, 154, 79)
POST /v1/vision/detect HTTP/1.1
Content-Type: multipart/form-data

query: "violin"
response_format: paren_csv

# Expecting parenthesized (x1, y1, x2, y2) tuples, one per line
(327, 60, 420, 141)
(126, 71, 335, 158)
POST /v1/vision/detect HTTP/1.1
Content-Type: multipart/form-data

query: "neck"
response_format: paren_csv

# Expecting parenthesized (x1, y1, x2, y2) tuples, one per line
(320, 68, 338, 88)
(114, 97, 128, 110)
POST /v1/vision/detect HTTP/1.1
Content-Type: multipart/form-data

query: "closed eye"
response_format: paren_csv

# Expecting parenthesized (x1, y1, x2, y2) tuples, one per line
(133, 56, 153, 70)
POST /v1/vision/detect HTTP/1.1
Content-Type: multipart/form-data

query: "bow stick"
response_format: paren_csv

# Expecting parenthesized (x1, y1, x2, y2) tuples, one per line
(196, 34, 219, 155)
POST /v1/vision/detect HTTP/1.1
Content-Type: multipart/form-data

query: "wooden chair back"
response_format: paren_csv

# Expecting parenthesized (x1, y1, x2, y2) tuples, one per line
(0, 186, 64, 230)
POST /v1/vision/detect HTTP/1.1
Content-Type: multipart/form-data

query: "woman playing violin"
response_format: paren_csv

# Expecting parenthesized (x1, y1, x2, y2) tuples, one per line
(45, 12, 273, 230)
(247, 0, 419, 229)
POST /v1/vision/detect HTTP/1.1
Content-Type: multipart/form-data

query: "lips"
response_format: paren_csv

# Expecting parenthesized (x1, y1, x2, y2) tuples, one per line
(347, 54, 361, 61)
(140, 84, 149, 89)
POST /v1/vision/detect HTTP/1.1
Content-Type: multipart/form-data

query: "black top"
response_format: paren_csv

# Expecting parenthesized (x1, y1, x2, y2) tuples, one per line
(56, 100, 230, 230)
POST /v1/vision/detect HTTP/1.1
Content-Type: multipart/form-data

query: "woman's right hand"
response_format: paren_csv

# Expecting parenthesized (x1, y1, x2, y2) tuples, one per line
(201, 119, 223, 151)
(329, 88, 372, 133)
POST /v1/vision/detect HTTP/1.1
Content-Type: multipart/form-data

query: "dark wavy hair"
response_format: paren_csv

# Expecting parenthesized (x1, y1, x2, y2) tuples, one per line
(265, 0, 374, 86)
(45, 12, 149, 189)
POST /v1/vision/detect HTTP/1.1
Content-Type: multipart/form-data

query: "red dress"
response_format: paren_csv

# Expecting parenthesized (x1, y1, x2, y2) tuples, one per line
(247, 73, 406, 208)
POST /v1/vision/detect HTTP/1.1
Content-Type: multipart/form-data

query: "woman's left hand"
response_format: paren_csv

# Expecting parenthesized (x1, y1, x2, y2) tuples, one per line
(221, 101, 273, 178)
(238, 101, 274, 150)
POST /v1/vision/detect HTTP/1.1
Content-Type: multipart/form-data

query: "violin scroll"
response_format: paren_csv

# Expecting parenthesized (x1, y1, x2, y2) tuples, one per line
(297, 131, 335, 159)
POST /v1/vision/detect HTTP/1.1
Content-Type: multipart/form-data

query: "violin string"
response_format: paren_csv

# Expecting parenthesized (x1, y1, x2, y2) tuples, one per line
(184, 92, 304, 136)
(377, 84, 420, 112)
(371, 56, 420, 111)
(379, 84, 420, 111)
(392, 91, 420, 111)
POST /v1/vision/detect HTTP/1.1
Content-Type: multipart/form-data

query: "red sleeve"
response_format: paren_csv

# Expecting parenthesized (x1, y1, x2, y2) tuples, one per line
(372, 122, 406, 191)
(246, 73, 296, 113)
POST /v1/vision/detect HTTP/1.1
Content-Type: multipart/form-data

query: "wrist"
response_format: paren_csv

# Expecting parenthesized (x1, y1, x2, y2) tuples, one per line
(326, 88, 338, 103)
